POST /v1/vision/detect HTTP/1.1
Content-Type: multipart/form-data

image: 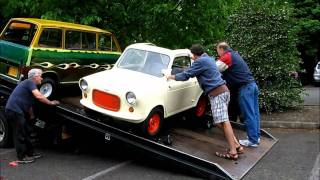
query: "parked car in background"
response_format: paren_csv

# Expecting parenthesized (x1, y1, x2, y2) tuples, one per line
(313, 61, 320, 86)
(79, 43, 208, 137)
(0, 18, 121, 99)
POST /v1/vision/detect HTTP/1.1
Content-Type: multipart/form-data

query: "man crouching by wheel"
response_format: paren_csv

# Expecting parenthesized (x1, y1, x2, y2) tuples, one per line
(5, 68, 60, 164)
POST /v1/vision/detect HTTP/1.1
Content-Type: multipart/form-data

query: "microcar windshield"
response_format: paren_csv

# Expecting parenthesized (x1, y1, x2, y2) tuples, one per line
(117, 48, 170, 77)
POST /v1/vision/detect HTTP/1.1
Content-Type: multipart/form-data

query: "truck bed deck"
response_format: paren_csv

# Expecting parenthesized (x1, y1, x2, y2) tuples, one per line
(58, 96, 277, 179)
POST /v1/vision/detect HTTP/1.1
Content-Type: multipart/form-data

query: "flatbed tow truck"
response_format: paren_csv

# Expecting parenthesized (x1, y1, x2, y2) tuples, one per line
(0, 83, 277, 180)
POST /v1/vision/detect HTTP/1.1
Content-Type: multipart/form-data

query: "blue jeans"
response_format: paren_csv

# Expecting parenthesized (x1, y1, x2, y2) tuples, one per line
(238, 82, 260, 144)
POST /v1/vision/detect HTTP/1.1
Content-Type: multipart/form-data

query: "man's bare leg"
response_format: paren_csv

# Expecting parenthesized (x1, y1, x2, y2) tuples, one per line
(220, 121, 237, 154)
(216, 123, 241, 148)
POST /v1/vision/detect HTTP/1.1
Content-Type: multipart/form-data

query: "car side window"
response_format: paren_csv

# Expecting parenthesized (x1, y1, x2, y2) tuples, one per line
(171, 56, 191, 75)
(98, 34, 118, 51)
(38, 28, 62, 48)
(82, 32, 96, 50)
(1, 22, 37, 46)
(66, 30, 81, 49)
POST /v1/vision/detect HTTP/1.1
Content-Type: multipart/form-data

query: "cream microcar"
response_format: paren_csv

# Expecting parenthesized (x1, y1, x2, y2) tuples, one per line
(79, 43, 208, 136)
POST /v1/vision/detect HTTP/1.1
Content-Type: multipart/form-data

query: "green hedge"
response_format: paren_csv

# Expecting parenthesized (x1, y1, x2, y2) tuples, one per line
(225, 0, 303, 113)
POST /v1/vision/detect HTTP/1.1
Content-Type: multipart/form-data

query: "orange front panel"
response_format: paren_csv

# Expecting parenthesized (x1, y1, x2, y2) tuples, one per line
(92, 89, 120, 112)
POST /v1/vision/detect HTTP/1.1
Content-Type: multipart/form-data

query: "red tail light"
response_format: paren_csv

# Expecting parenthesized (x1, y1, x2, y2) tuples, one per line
(92, 89, 120, 112)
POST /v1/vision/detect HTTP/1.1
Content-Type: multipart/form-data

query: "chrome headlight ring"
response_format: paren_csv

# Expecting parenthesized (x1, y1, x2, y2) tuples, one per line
(126, 91, 136, 105)
(79, 79, 88, 91)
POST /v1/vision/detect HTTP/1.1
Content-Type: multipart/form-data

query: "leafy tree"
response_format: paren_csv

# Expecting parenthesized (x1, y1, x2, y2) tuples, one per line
(0, 0, 309, 112)
(290, 0, 320, 83)
(225, 0, 303, 112)
(0, 0, 237, 49)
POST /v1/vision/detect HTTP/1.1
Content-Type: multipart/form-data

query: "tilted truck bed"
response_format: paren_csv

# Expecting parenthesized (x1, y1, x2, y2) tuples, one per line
(56, 96, 277, 179)
(0, 81, 277, 180)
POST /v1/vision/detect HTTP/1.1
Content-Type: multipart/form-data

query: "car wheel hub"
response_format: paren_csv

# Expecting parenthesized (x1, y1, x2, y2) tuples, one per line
(148, 114, 160, 135)
(40, 83, 53, 97)
(196, 97, 206, 117)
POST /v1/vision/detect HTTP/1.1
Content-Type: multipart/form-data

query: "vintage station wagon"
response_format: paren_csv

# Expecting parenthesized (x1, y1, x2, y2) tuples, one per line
(0, 18, 121, 98)
(79, 43, 208, 136)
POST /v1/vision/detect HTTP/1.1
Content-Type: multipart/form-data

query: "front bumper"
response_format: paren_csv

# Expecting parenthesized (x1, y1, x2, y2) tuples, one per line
(313, 73, 320, 82)
(80, 99, 146, 123)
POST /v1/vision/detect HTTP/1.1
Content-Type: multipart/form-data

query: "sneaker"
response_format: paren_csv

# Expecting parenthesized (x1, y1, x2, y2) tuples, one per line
(17, 156, 35, 164)
(31, 153, 43, 159)
(246, 136, 261, 144)
(239, 139, 258, 147)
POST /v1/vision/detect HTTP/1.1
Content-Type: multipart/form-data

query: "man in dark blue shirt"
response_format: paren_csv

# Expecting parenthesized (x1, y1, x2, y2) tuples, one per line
(5, 68, 60, 163)
(165, 44, 243, 160)
(216, 42, 260, 147)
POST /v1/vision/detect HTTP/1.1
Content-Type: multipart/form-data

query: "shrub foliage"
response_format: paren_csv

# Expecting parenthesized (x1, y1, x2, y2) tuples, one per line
(0, 0, 306, 112)
(225, 0, 303, 112)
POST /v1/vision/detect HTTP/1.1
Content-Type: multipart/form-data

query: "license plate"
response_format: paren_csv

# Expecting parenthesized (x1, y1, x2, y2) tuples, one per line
(8, 66, 18, 77)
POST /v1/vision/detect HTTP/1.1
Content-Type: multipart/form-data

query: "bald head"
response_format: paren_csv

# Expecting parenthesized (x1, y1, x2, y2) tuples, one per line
(217, 42, 230, 50)
(216, 42, 230, 56)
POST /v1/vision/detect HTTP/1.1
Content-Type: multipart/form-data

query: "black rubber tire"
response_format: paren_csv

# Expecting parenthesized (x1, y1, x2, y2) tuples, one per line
(0, 109, 13, 148)
(39, 77, 57, 100)
(141, 108, 164, 137)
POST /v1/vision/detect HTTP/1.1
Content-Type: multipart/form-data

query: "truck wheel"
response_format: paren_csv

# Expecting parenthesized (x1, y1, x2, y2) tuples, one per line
(142, 108, 163, 137)
(0, 110, 12, 148)
(40, 77, 57, 100)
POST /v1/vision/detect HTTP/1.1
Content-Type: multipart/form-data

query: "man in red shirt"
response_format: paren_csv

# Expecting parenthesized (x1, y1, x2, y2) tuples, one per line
(216, 42, 260, 147)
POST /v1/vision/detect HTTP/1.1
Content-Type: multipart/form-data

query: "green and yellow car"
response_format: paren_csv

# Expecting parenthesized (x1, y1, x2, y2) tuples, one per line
(0, 18, 122, 98)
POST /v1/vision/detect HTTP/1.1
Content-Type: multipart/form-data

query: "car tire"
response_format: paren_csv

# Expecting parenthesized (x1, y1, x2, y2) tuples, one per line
(192, 95, 209, 119)
(0, 109, 13, 148)
(39, 77, 57, 100)
(142, 108, 163, 137)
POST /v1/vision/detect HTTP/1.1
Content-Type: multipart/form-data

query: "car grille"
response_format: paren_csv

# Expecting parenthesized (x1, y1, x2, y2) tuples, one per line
(92, 89, 120, 112)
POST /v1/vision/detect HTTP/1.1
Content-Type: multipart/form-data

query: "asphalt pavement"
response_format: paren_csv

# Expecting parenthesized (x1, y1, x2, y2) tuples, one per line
(0, 128, 319, 180)
(0, 86, 318, 180)
(302, 86, 320, 106)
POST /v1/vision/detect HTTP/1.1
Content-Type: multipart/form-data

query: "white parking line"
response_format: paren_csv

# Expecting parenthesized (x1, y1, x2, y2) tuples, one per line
(0, 149, 15, 156)
(82, 160, 133, 180)
(309, 153, 320, 180)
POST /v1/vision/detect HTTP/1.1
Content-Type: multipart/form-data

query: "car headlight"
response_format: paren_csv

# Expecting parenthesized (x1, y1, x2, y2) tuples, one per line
(126, 92, 136, 105)
(79, 79, 88, 91)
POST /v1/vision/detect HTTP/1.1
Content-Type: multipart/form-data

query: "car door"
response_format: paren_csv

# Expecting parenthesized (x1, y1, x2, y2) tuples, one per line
(165, 56, 200, 116)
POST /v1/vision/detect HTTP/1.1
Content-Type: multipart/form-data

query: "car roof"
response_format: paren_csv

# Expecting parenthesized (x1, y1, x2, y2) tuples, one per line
(10, 18, 110, 33)
(126, 43, 191, 57)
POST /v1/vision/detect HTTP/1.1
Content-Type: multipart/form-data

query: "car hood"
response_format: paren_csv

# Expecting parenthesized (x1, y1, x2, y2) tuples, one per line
(83, 68, 166, 93)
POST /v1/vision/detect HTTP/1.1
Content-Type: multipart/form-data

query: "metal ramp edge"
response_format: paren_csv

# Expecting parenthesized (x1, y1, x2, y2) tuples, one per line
(56, 105, 235, 179)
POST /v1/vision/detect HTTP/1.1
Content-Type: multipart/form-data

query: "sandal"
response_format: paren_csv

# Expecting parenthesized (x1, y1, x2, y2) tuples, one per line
(226, 146, 244, 154)
(215, 151, 238, 160)
(236, 146, 244, 154)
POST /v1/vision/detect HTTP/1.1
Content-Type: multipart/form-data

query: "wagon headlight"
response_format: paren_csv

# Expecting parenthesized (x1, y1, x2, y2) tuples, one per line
(126, 92, 136, 105)
(79, 79, 88, 91)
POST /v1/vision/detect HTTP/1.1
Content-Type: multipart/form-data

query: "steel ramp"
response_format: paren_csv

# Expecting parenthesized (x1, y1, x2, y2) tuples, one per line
(55, 97, 277, 179)
(170, 123, 277, 179)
